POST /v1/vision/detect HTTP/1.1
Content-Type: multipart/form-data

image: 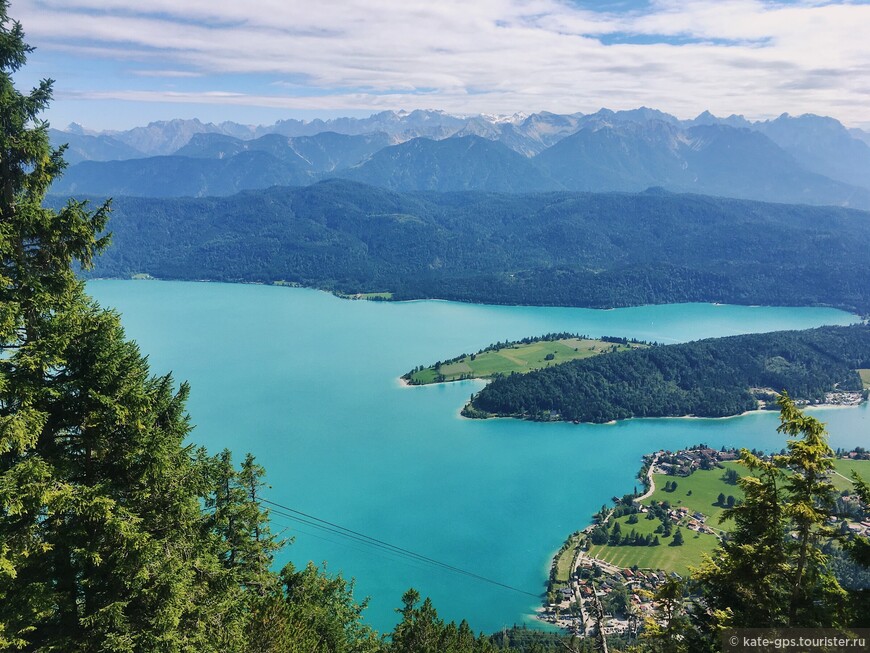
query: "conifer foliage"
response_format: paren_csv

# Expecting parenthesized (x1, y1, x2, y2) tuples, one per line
(0, 5, 372, 651)
(0, 3, 235, 648)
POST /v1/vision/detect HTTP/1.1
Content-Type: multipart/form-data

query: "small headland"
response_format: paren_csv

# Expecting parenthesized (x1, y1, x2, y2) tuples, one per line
(401, 333, 645, 386)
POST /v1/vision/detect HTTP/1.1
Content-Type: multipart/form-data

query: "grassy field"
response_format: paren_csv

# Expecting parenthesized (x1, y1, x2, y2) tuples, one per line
(830, 458, 870, 492)
(858, 369, 870, 389)
(647, 462, 745, 529)
(585, 457, 868, 575)
(407, 337, 642, 384)
(587, 515, 720, 576)
(585, 462, 744, 574)
(553, 535, 582, 586)
(336, 291, 393, 300)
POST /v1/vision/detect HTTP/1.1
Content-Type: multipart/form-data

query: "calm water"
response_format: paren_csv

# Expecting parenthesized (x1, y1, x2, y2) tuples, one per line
(88, 280, 869, 633)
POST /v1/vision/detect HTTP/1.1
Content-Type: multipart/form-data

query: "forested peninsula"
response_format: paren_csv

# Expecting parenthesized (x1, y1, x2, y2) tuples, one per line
(52, 180, 870, 314)
(402, 334, 645, 385)
(464, 324, 870, 423)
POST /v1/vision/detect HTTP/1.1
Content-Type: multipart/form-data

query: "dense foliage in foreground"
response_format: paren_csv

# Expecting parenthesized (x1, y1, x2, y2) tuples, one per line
(52, 179, 870, 313)
(468, 324, 870, 422)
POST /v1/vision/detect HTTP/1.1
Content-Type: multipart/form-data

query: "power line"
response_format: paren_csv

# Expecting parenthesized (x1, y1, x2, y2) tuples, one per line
(267, 507, 451, 572)
(261, 497, 540, 598)
(263, 501, 538, 597)
(267, 513, 454, 577)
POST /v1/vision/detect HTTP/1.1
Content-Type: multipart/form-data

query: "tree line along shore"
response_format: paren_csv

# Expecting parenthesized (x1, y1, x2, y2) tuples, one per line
(402, 333, 646, 385)
(403, 324, 869, 423)
(462, 324, 870, 423)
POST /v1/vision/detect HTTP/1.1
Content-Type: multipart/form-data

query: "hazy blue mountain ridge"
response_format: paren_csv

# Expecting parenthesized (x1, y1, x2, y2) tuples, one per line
(333, 135, 563, 192)
(48, 128, 145, 164)
(52, 152, 314, 198)
(50, 108, 870, 207)
(175, 131, 393, 170)
(753, 113, 870, 190)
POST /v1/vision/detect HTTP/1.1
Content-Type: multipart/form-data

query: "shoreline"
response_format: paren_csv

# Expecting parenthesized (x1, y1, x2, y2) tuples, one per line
(85, 277, 866, 320)
(473, 396, 868, 426)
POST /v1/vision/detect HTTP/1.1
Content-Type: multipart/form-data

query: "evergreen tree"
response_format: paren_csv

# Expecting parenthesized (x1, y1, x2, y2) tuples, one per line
(0, 6, 276, 649)
(390, 589, 494, 653)
(209, 450, 283, 593)
(637, 578, 692, 653)
(848, 472, 870, 568)
(279, 562, 381, 653)
(0, 6, 499, 650)
(775, 394, 845, 625)
(691, 394, 851, 643)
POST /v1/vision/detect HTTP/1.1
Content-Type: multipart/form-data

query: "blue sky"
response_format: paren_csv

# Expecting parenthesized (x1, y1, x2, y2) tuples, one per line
(11, 0, 870, 131)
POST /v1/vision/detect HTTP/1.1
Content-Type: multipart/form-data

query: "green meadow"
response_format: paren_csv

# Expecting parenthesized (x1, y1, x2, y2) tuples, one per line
(586, 515, 720, 577)
(830, 458, 870, 492)
(647, 462, 745, 529)
(858, 369, 870, 389)
(336, 291, 394, 300)
(586, 462, 745, 575)
(583, 457, 869, 575)
(406, 337, 641, 384)
(552, 534, 583, 587)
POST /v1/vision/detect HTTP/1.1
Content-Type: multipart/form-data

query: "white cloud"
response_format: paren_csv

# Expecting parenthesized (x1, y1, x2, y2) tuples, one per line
(129, 70, 204, 78)
(15, 0, 870, 127)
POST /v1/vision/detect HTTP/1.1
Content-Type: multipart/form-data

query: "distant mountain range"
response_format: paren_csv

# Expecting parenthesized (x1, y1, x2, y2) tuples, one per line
(49, 108, 870, 208)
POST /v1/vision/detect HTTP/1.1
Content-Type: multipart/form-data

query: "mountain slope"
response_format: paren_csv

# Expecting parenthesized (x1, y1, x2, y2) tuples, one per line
(753, 114, 870, 191)
(175, 131, 393, 172)
(335, 135, 562, 192)
(51, 152, 314, 198)
(48, 109, 870, 206)
(535, 121, 870, 208)
(55, 180, 870, 312)
(48, 128, 145, 164)
(468, 324, 870, 423)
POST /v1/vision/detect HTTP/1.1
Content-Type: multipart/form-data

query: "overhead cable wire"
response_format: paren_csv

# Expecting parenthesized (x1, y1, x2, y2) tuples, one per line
(267, 514, 450, 576)
(267, 508, 449, 573)
(261, 497, 539, 598)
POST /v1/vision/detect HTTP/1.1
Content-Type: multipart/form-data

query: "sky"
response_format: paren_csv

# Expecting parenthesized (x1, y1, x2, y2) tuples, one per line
(10, 0, 870, 131)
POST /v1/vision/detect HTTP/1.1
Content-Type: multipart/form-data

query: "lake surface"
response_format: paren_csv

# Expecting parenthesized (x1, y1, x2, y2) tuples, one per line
(88, 280, 869, 634)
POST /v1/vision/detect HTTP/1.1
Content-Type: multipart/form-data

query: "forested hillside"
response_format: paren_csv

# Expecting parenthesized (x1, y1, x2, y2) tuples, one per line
(54, 180, 870, 313)
(466, 324, 870, 422)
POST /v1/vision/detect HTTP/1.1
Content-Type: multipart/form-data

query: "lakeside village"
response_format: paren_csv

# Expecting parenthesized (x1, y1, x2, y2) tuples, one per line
(537, 444, 870, 639)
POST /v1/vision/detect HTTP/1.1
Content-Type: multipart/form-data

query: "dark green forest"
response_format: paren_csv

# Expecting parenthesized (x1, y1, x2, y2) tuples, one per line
(50, 179, 870, 314)
(467, 324, 870, 422)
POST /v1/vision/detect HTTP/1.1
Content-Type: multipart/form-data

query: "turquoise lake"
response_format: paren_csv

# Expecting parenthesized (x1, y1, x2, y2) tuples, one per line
(88, 280, 869, 634)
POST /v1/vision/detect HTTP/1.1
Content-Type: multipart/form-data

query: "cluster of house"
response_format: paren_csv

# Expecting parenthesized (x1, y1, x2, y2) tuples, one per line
(539, 445, 870, 638)
(540, 557, 680, 636)
(640, 504, 718, 536)
(823, 391, 866, 406)
(652, 446, 739, 477)
(829, 509, 870, 537)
